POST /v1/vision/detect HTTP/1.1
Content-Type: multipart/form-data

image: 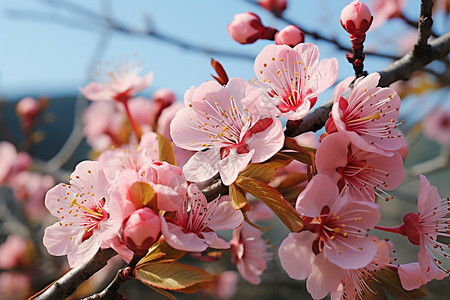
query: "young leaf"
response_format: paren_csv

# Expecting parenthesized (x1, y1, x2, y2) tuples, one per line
(239, 163, 276, 183)
(262, 153, 293, 169)
(157, 132, 177, 166)
(135, 262, 215, 293)
(280, 151, 312, 165)
(229, 184, 250, 211)
(374, 268, 431, 299)
(128, 181, 157, 211)
(235, 177, 303, 232)
(137, 240, 185, 268)
(284, 136, 316, 154)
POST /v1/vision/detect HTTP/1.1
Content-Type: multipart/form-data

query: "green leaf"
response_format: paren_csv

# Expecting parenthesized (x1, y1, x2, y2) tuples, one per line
(229, 184, 250, 211)
(235, 177, 303, 232)
(135, 262, 215, 293)
(137, 241, 185, 268)
(239, 163, 276, 184)
(128, 182, 157, 211)
(157, 133, 177, 166)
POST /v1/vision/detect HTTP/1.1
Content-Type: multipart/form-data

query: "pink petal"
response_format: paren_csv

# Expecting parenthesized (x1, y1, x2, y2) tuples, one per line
(398, 262, 428, 290)
(296, 174, 339, 217)
(315, 132, 351, 183)
(160, 216, 208, 252)
(278, 231, 317, 280)
(43, 223, 80, 256)
(218, 149, 254, 186)
(79, 82, 114, 101)
(182, 149, 220, 183)
(418, 174, 442, 213)
(207, 196, 243, 231)
(309, 58, 338, 97)
(247, 118, 284, 163)
(67, 233, 101, 268)
(325, 235, 377, 269)
(307, 253, 345, 300)
(202, 231, 230, 249)
(333, 76, 355, 103)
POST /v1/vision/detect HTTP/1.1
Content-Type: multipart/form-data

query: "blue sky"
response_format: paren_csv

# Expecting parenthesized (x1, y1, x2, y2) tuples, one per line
(0, 0, 427, 103)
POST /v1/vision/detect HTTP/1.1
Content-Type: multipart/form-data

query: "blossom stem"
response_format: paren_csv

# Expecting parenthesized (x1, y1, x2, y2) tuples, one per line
(122, 101, 142, 142)
(374, 224, 406, 236)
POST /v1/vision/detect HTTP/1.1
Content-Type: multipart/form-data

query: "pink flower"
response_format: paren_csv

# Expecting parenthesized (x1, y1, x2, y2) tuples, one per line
(422, 106, 450, 145)
(316, 132, 404, 201)
(214, 271, 239, 300)
(340, 0, 373, 37)
(80, 59, 153, 103)
(370, 0, 406, 28)
(97, 131, 159, 182)
(153, 88, 176, 108)
(0, 272, 31, 300)
(16, 97, 40, 130)
(331, 237, 393, 300)
(9, 171, 55, 219)
(122, 207, 161, 255)
(326, 73, 403, 152)
(227, 12, 277, 44)
(398, 259, 447, 291)
(170, 78, 284, 185)
(254, 43, 338, 120)
(0, 235, 29, 269)
(43, 161, 123, 267)
(156, 103, 195, 168)
(275, 25, 305, 47)
(161, 184, 243, 252)
(403, 175, 449, 274)
(258, 0, 287, 17)
(0, 142, 30, 184)
(279, 175, 381, 298)
(230, 222, 271, 284)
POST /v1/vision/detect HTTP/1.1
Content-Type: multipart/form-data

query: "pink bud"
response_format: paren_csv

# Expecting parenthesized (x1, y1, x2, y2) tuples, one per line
(153, 88, 176, 108)
(258, 0, 287, 17)
(122, 207, 161, 255)
(275, 25, 304, 47)
(16, 97, 40, 130)
(227, 12, 276, 44)
(340, 0, 373, 37)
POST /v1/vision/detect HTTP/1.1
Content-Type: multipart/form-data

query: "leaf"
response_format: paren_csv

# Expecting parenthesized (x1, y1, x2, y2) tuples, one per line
(276, 173, 308, 190)
(229, 184, 250, 211)
(235, 177, 303, 232)
(262, 153, 293, 169)
(243, 211, 271, 231)
(239, 163, 276, 183)
(283, 136, 316, 154)
(149, 286, 177, 300)
(128, 181, 157, 211)
(137, 240, 185, 268)
(280, 151, 312, 165)
(157, 133, 177, 166)
(135, 262, 215, 293)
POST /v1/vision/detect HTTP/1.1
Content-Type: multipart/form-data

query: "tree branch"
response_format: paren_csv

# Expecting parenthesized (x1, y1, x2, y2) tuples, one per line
(32, 249, 117, 300)
(415, 0, 434, 55)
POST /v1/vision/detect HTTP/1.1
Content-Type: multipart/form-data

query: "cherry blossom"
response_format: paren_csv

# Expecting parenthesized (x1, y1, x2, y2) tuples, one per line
(0, 235, 29, 269)
(325, 73, 403, 152)
(279, 175, 380, 298)
(227, 12, 276, 44)
(80, 59, 153, 103)
(370, 0, 407, 28)
(258, 0, 287, 17)
(340, 0, 373, 37)
(274, 25, 304, 47)
(376, 175, 450, 278)
(331, 237, 393, 300)
(170, 78, 284, 185)
(43, 161, 123, 267)
(230, 222, 271, 284)
(0, 142, 30, 185)
(422, 106, 450, 145)
(254, 43, 338, 120)
(97, 131, 159, 182)
(161, 185, 243, 252)
(316, 132, 404, 201)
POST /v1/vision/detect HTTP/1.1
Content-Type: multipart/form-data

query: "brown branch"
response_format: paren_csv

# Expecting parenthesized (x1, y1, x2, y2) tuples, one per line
(32, 248, 117, 300)
(415, 0, 435, 56)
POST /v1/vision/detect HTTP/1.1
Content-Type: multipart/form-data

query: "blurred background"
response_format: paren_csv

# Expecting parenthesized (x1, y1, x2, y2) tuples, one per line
(0, 0, 449, 299)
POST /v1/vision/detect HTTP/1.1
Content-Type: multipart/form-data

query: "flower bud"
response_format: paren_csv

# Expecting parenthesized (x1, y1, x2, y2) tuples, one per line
(340, 0, 373, 37)
(258, 0, 287, 17)
(275, 25, 304, 47)
(227, 12, 277, 44)
(16, 97, 40, 130)
(122, 207, 161, 255)
(153, 88, 176, 108)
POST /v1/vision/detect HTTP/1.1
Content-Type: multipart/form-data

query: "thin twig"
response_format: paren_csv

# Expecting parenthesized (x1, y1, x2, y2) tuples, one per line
(414, 0, 435, 55)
